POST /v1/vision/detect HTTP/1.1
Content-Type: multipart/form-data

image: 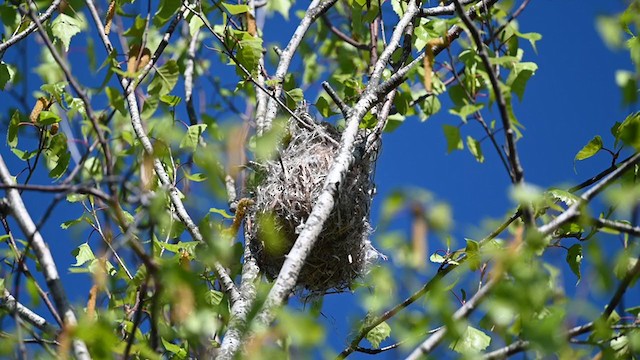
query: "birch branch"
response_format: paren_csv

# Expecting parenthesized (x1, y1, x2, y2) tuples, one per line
(1, 289, 58, 334)
(254, 0, 422, 329)
(0, 0, 62, 58)
(216, 1, 266, 356)
(406, 278, 498, 359)
(0, 156, 91, 360)
(538, 152, 640, 236)
(257, 0, 338, 135)
(84, 0, 240, 302)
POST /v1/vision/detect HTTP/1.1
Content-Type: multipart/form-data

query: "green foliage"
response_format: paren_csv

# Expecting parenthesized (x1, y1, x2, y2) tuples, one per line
(0, 1, 639, 359)
(50, 13, 85, 52)
(365, 320, 391, 349)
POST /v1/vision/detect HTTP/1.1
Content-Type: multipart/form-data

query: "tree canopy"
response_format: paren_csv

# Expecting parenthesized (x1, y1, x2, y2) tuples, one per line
(0, 0, 639, 359)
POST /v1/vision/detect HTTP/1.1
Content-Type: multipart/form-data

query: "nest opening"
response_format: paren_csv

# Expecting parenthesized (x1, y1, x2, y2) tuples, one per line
(248, 115, 383, 296)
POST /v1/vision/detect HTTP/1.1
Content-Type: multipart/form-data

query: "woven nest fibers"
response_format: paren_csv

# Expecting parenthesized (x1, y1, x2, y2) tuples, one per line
(248, 119, 382, 295)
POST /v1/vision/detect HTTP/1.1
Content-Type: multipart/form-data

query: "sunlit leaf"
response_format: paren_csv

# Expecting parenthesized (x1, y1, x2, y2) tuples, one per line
(566, 244, 583, 284)
(450, 326, 491, 353)
(365, 321, 391, 349)
(51, 13, 84, 52)
(443, 124, 463, 153)
(574, 135, 603, 162)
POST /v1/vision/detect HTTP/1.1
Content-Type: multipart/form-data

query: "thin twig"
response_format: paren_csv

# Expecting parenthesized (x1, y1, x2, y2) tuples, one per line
(321, 15, 369, 50)
(322, 81, 351, 117)
(0, 183, 110, 202)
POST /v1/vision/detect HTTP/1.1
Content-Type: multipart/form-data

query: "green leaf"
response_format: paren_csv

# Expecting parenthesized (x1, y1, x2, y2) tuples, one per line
(450, 326, 491, 354)
(616, 112, 640, 149)
(267, 0, 292, 19)
(222, 3, 250, 15)
(596, 15, 623, 48)
(420, 96, 441, 121)
(547, 189, 580, 206)
(51, 14, 84, 52)
(615, 70, 638, 106)
(443, 124, 463, 153)
(0, 62, 11, 90)
(154, 0, 182, 26)
(106, 87, 126, 115)
(148, 60, 179, 96)
(162, 338, 187, 359)
(209, 207, 234, 219)
(49, 151, 70, 179)
(7, 110, 19, 148)
(625, 306, 640, 318)
(205, 290, 224, 306)
(566, 244, 582, 284)
(574, 135, 603, 162)
(285, 88, 304, 104)
(235, 33, 263, 73)
(516, 31, 542, 52)
(71, 243, 96, 267)
(37, 111, 61, 126)
(466, 136, 484, 163)
(180, 124, 207, 152)
(449, 103, 483, 122)
(507, 62, 538, 101)
(187, 12, 204, 37)
(41, 82, 67, 104)
(160, 94, 182, 106)
(465, 238, 481, 271)
(316, 95, 336, 117)
(365, 321, 391, 349)
(184, 172, 208, 182)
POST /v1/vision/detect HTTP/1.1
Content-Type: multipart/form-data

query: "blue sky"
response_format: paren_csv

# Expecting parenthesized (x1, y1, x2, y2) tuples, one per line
(0, 0, 638, 358)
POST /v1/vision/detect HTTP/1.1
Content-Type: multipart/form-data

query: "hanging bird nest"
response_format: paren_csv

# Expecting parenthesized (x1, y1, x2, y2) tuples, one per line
(247, 108, 383, 296)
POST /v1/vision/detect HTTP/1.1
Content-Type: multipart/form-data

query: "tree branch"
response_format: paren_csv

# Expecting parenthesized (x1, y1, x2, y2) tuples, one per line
(418, 0, 477, 17)
(1, 289, 58, 334)
(538, 152, 640, 236)
(257, 0, 338, 135)
(0, 155, 91, 360)
(85, 0, 241, 302)
(406, 277, 499, 359)
(0, 0, 63, 58)
(253, 0, 422, 332)
(453, 0, 525, 187)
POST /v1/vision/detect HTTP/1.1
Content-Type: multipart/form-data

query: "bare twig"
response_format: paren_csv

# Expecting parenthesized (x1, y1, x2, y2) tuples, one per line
(321, 15, 368, 50)
(0, 155, 91, 360)
(185, 27, 200, 126)
(0, 183, 110, 203)
(591, 217, 640, 237)
(322, 81, 351, 118)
